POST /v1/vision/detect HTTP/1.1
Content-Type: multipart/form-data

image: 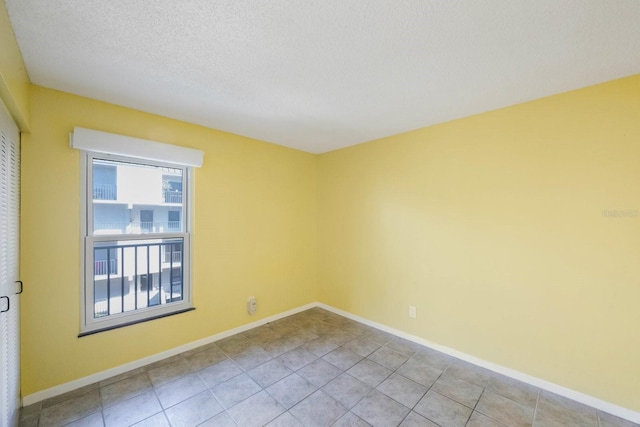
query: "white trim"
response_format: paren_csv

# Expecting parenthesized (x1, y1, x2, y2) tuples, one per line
(22, 303, 316, 406)
(22, 302, 640, 423)
(316, 303, 640, 424)
(70, 127, 204, 167)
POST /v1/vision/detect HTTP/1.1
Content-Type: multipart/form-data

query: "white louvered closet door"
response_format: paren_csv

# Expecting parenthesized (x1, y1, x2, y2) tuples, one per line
(0, 96, 20, 427)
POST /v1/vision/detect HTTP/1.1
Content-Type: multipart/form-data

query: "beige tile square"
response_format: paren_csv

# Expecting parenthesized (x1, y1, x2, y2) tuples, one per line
(322, 347, 363, 371)
(184, 346, 227, 370)
(289, 390, 347, 427)
(400, 411, 440, 427)
(198, 411, 237, 427)
(103, 390, 162, 427)
(278, 347, 318, 370)
(534, 391, 597, 427)
(377, 373, 427, 408)
(266, 373, 317, 409)
(487, 373, 539, 407)
(466, 411, 506, 427)
(247, 358, 293, 388)
(443, 361, 492, 388)
(226, 391, 285, 427)
(165, 390, 223, 427)
(352, 390, 410, 426)
(333, 412, 371, 427)
(197, 359, 243, 388)
(265, 411, 303, 427)
(431, 374, 483, 408)
(211, 373, 262, 409)
(322, 373, 371, 409)
(303, 337, 340, 357)
(41, 384, 100, 409)
(476, 390, 534, 427)
(298, 359, 342, 387)
(346, 359, 392, 388)
(230, 347, 273, 371)
(100, 372, 152, 408)
(132, 412, 170, 426)
(155, 373, 207, 409)
(396, 357, 443, 387)
(65, 411, 105, 427)
(146, 357, 192, 387)
(342, 338, 381, 357)
(414, 390, 472, 427)
(367, 346, 408, 371)
(39, 390, 102, 427)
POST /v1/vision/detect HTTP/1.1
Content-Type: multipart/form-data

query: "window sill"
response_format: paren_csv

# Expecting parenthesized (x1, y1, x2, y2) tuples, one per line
(78, 306, 195, 337)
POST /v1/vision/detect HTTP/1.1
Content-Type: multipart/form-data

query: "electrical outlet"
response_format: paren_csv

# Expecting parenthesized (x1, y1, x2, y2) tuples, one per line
(247, 296, 257, 315)
(409, 305, 417, 318)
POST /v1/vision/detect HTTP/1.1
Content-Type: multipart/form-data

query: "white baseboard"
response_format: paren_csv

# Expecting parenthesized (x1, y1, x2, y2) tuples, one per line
(21, 302, 316, 407)
(22, 301, 640, 424)
(317, 303, 640, 424)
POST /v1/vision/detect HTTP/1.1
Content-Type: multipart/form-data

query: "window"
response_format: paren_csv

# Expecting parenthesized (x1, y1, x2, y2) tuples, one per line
(140, 209, 154, 233)
(168, 210, 181, 231)
(81, 154, 195, 334)
(72, 127, 203, 335)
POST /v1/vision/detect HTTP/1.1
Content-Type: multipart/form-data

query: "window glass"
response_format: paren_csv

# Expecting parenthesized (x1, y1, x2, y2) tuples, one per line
(92, 159, 184, 235)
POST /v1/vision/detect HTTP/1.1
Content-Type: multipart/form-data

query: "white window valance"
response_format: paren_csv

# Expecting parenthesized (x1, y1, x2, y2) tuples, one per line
(70, 127, 204, 167)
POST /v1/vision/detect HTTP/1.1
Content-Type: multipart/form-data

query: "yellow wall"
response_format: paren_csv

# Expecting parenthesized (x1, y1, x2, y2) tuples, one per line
(20, 86, 317, 395)
(0, 0, 29, 128)
(318, 75, 640, 411)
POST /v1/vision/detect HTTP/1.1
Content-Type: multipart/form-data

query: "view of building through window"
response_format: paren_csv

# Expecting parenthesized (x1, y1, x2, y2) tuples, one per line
(93, 159, 183, 234)
(90, 158, 186, 320)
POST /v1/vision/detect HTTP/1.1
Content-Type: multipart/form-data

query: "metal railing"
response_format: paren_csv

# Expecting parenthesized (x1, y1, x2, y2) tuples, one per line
(163, 190, 182, 204)
(93, 184, 117, 200)
(94, 222, 183, 234)
(93, 239, 184, 318)
(94, 259, 117, 275)
(164, 250, 182, 263)
(129, 221, 182, 233)
(93, 186, 182, 203)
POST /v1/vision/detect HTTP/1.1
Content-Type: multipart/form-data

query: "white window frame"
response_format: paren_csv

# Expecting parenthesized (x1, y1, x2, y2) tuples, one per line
(80, 152, 194, 335)
(71, 126, 203, 335)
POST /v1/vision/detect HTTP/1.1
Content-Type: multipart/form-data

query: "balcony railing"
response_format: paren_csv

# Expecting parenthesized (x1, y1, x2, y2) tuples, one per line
(162, 190, 182, 203)
(129, 221, 182, 234)
(94, 184, 117, 200)
(94, 221, 182, 234)
(163, 190, 182, 204)
(93, 186, 182, 203)
(94, 259, 117, 275)
(164, 250, 182, 264)
(93, 239, 184, 318)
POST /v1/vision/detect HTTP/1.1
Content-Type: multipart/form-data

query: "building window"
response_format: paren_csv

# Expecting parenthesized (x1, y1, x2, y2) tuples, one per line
(140, 209, 154, 233)
(82, 153, 193, 334)
(168, 210, 181, 231)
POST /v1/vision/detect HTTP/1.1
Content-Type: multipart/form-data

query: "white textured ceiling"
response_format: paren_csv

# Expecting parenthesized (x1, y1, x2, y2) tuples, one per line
(6, 1, 640, 153)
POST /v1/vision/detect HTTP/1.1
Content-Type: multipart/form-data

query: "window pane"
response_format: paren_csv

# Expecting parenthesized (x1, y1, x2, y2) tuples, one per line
(92, 159, 184, 235)
(92, 238, 184, 318)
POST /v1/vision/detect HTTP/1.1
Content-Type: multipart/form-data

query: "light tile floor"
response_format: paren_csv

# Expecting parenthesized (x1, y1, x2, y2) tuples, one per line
(19, 308, 639, 427)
